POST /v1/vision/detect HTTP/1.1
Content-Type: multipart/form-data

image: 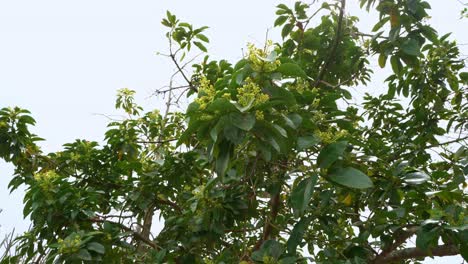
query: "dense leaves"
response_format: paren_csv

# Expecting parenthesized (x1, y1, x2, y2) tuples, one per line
(1, 1, 467, 263)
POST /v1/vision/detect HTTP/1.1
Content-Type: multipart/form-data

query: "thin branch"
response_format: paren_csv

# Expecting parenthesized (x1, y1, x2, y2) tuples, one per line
(136, 138, 177, 144)
(170, 54, 198, 93)
(90, 218, 160, 249)
(313, 0, 346, 87)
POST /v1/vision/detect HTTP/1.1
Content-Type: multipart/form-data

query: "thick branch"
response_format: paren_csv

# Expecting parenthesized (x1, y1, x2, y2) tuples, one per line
(374, 244, 459, 263)
(253, 192, 281, 250)
(313, 0, 346, 87)
(373, 226, 419, 262)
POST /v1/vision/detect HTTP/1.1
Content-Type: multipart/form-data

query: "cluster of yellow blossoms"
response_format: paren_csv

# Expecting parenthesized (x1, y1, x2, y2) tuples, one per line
(315, 128, 349, 144)
(57, 233, 82, 254)
(237, 78, 269, 108)
(195, 76, 216, 110)
(236, 78, 269, 120)
(289, 78, 309, 94)
(247, 40, 281, 72)
(34, 170, 59, 190)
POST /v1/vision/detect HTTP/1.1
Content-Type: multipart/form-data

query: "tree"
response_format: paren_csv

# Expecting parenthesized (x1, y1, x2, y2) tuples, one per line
(0, 0, 467, 263)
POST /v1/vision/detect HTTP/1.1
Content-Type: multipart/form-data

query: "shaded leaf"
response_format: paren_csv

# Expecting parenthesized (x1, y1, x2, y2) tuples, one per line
(327, 167, 373, 189)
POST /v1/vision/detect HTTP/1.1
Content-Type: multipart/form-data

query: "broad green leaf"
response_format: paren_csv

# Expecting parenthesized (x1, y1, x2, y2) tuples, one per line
(277, 63, 307, 78)
(281, 23, 294, 39)
(230, 113, 255, 131)
(378, 53, 387, 68)
(317, 141, 347, 168)
(297, 135, 320, 150)
(287, 217, 312, 253)
(390, 56, 403, 75)
(291, 175, 318, 216)
(328, 167, 373, 189)
(460, 72, 468, 83)
(416, 228, 439, 252)
(403, 171, 429, 185)
(274, 16, 289, 27)
(401, 38, 420, 56)
(87, 242, 105, 254)
(273, 124, 287, 137)
(216, 141, 231, 177)
(77, 249, 92, 261)
(252, 240, 284, 260)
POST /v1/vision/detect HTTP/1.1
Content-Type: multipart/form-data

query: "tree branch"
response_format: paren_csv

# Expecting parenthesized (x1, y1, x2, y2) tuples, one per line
(372, 225, 419, 262)
(313, 0, 346, 87)
(90, 218, 160, 250)
(170, 54, 198, 93)
(374, 244, 459, 263)
(253, 192, 281, 250)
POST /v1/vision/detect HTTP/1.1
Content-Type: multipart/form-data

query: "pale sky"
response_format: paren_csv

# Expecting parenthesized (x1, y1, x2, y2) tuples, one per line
(0, 1, 466, 262)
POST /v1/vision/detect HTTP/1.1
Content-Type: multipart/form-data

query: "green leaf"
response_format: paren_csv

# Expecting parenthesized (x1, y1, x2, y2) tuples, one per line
(193, 41, 207, 52)
(459, 72, 468, 83)
(390, 56, 403, 75)
(77, 249, 92, 261)
(272, 124, 287, 137)
(196, 34, 209, 43)
(378, 53, 387, 68)
(277, 63, 307, 78)
(290, 175, 318, 216)
(297, 135, 320, 150)
(416, 228, 439, 252)
(327, 167, 373, 189)
(216, 141, 231, 177)
(401, 38, 421, 56)
(87, 242, 105, 254)
(372, 17, 390, 32)
(281, 23, 294, 39)
(287, 217, 311, 253)
(274, 16, 289, 27)
(229, 113, 255, 131)
(317, 141, 347, 169)
(252, 240, 284, 260)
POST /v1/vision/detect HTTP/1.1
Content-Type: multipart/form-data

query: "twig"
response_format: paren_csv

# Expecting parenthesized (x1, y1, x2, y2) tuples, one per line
(170, 54, 197, 93)
(313, 0, 346, 87)
(90, 218, 160, 249)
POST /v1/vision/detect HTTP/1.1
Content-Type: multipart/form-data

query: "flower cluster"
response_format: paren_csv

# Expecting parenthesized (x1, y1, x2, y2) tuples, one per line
(195, 76, 216, 110)
(289, 78, 309, 94)
(315, 128, 349, 144)
(57, 233, 82, 254)
(34, 170, 58, 182)
(247, 40, 281, 72)
(237, 78, 269, 108)
(34, 170, 59, 191)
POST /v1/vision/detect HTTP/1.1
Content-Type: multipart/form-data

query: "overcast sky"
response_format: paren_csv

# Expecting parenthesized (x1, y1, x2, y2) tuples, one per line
(0, 0, 466, 262)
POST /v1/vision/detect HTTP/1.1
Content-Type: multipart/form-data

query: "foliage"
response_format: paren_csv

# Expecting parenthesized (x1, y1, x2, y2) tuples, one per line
(1, 1, 467, 263)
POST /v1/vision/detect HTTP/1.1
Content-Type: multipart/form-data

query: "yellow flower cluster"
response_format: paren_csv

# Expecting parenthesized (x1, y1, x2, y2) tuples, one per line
(195, 76, 216, 110)
(262, 256, 278, 264)
(34, 170, 60, 191)
(315, 129, 349, 144)
(57, 234, 81, 254)
(237, 78, 269, 107)
(290, 78, 309, 94)
(247, 40, 281, 72)
(34, 170, 58, 182)
(255, 110, 265, 120)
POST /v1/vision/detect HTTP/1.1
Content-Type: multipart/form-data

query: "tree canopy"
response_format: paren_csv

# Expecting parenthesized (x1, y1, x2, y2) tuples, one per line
(1, 0, 467, 263)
